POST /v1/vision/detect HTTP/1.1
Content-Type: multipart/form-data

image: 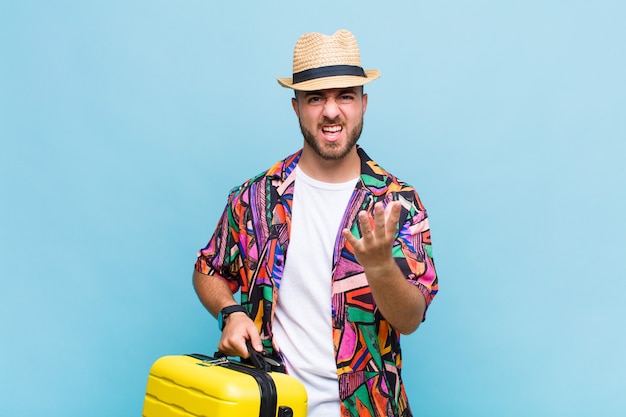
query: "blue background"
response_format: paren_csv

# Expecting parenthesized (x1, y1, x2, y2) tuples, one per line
(2, 1, 625, 416)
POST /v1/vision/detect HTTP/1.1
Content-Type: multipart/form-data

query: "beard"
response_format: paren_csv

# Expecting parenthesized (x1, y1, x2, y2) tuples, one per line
(299, 116, 364, 161)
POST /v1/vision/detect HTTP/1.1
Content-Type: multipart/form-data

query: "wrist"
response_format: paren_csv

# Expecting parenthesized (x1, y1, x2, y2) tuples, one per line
(217, 304, 247, 330)
(364, 258, 398, 278)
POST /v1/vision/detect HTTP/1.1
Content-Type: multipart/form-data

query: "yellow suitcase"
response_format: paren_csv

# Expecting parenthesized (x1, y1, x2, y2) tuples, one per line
(142, 349, 307, 417)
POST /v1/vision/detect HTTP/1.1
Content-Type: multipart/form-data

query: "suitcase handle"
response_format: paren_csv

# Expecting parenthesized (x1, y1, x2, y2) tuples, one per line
(244, 340, 287, 373)
(245, 340, 272, 372)
(213, 340, 286, 373)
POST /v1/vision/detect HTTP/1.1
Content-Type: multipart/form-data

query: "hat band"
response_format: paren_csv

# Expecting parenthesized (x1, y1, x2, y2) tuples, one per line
(292, 65, 366, 84)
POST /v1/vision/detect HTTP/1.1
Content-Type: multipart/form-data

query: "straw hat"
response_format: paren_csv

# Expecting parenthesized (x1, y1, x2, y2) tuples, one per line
(277, 29, 380, 91)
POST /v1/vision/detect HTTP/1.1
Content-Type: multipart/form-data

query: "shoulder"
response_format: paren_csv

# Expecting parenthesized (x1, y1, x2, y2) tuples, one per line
(357, 147, 427, 216)
(227, 149, 302, 203)
(358, 147, 424, 206)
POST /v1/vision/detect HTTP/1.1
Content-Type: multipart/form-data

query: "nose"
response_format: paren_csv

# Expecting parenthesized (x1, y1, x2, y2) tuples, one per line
(322, 98, 340, 121)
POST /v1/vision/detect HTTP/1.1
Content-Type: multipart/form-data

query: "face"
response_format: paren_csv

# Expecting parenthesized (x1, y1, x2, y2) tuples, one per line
(292, 87, 368, 161)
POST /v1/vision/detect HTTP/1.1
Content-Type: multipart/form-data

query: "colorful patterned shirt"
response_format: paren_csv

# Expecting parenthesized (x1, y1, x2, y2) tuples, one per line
(195, 146, 438, 417)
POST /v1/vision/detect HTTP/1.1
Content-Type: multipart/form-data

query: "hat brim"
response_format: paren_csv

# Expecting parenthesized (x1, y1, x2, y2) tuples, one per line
(276, 69, 380, 91)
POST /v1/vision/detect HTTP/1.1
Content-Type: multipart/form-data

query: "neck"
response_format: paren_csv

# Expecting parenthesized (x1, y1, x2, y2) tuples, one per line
(297, 146, 361, 183)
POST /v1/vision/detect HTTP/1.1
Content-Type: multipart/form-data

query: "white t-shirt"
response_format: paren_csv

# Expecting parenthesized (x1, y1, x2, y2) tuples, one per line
(272, 165, 358, 417)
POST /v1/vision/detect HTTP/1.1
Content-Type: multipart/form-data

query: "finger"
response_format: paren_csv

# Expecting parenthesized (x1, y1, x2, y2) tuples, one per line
(373, 202, 386, 234)
(385, 201, 402, 231)
(358, 210, 374, 237)
(218, 338, 241, 357)
(247, 327, 264, 352)
(233, 337, 250, 358)
(342, 228, 358, 252)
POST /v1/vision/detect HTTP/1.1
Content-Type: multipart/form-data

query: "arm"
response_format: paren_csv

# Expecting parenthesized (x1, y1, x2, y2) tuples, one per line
(360, 258, 425, 334)
(342, 201, 426, 334)
(192, 269, 262, 357)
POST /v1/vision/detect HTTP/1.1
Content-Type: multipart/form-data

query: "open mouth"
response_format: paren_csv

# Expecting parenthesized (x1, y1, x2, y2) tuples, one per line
(321, 125, 343, 141)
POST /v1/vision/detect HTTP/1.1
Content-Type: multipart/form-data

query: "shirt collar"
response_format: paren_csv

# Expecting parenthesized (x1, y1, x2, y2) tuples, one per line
(268, 145, 382, 186)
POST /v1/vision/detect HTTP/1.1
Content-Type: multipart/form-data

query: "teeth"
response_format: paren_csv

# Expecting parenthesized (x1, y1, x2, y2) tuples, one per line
(323, 126, 342, 133)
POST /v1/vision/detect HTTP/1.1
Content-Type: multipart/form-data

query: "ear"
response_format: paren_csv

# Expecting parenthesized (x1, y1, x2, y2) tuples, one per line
(291, 96, 300, 117)
(362, 93, 368, 114)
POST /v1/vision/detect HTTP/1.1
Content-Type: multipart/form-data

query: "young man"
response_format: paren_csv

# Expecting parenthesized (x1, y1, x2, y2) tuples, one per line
(193, 29, 438, 417)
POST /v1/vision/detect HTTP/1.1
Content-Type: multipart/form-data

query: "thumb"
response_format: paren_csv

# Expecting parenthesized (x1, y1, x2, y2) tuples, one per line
(246, 324, 263, 352)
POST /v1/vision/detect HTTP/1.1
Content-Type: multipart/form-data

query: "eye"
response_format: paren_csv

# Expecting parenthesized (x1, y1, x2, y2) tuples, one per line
(307, 96, 324, 105)
(338, 94, 355, 103)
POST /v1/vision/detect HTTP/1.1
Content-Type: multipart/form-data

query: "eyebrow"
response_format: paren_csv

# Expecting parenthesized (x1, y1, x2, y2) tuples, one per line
(337, 88, 359, 95)
(303, 88, 359, 98)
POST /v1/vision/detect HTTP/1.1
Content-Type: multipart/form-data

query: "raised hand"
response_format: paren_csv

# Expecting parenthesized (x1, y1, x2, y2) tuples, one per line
(342, 201, 402, 274)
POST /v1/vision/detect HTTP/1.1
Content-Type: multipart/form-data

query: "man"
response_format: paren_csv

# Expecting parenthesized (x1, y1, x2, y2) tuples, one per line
(193, 29, 438, 417)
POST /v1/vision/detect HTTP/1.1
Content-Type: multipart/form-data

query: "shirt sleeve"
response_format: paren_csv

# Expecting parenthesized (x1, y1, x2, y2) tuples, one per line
(195, 190, 242, 294)
(394, 192, 439, 318)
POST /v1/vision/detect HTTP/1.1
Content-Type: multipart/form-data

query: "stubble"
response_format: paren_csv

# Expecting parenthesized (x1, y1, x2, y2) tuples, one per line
(299, 117, 364, 161)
